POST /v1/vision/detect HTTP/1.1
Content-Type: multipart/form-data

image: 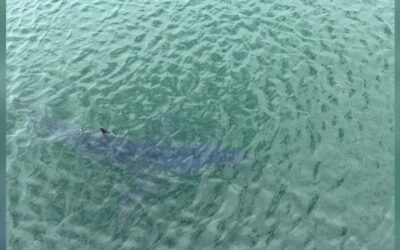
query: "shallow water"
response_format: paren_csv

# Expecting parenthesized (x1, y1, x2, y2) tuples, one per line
(6, 0, 394, 249)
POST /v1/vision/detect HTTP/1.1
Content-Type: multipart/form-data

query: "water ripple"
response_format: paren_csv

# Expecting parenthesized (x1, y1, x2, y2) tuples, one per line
(7, 0, 394, 249)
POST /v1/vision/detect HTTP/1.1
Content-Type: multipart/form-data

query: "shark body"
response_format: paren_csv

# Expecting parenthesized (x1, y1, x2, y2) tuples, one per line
(39, 114, 247, 175)
(11, 98, 248, 215)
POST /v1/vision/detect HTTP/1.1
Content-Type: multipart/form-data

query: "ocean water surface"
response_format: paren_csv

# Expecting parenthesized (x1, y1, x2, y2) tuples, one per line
(6, 0, 394, 249)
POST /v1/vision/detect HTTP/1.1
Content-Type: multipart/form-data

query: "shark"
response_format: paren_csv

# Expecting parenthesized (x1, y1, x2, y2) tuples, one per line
(12, 102, 249, 215)
(11, 97, 250, 219)
(36, 111, 248, 176)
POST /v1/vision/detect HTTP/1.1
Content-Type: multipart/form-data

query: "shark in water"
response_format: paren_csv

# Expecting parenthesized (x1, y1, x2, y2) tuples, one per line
(35, 110, 249, 216)
(36, 111, 248, 175)
(11, 97, 249, 217)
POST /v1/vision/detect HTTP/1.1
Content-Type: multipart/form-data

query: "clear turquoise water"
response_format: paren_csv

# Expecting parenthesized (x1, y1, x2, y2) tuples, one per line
(6, 0, 394, 249)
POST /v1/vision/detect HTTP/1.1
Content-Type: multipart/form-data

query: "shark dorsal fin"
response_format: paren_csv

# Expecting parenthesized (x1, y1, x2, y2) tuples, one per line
(100, 128, 110, 135)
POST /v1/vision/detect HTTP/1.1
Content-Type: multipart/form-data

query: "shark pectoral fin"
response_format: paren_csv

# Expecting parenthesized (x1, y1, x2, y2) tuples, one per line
(100, 128, 110, 135)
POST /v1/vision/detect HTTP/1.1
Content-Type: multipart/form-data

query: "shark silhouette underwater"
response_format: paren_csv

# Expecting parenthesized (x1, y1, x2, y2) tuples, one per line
(34, 111, 249, 215)
(36, 111, 248, 175)
(9, 96, 249, 217)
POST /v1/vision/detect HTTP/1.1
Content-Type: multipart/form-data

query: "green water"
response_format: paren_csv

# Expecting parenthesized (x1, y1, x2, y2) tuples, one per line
(6, 0, 394, 249)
